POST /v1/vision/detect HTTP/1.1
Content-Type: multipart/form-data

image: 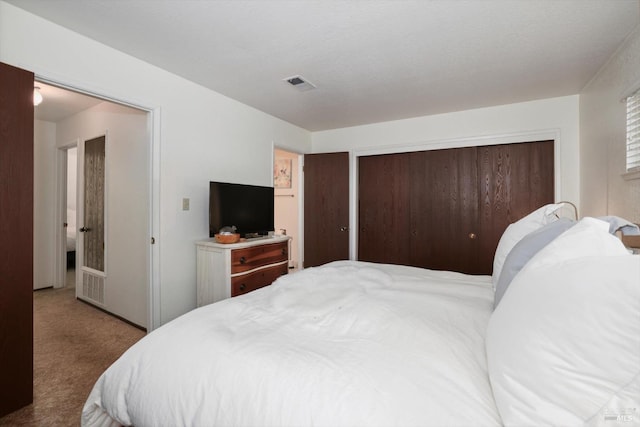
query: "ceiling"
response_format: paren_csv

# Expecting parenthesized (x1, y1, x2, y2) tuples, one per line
(34, 83, 102, 122)
(15, 0, 640, 131)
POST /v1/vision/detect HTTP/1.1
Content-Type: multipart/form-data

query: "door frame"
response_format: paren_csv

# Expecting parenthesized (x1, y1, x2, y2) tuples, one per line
(41, 75, 162, 331)
(349, 129, 562, 260)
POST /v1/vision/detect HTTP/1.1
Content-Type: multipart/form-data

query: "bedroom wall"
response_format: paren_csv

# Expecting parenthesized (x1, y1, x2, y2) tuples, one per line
(0, 1, 312, 327)
(312, 95, 581, 207)
(580, 25, 640, 223)
(33, 119, 57, 290)
(56, 102, 149, 327)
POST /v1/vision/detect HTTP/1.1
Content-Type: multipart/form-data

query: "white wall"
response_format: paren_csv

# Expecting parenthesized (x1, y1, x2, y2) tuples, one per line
(312, 95, 581, 207)
(33, 119, 57, 290)
(0, 1, 312, 326)
(580, 26, 640, 223)
(56, 102, 149, 327)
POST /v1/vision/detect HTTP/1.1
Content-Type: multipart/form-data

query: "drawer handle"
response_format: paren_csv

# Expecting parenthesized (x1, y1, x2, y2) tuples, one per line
(281, 248, 286, 255)
(239, 283, 246, 291)
(239, 256, 246, 264)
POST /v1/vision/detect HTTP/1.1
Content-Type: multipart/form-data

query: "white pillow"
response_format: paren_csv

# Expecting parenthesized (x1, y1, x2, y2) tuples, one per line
(493, 218, 575, 309)
(487, 219, 638, 426)
(492, 203, 563, 288)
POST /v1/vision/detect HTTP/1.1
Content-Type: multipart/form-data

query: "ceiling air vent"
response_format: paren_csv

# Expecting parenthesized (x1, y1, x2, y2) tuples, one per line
(284, 75, 316, 92)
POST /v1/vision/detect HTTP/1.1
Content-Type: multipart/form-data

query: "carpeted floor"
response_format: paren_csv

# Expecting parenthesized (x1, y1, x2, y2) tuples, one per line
(0, 270, 146, 426)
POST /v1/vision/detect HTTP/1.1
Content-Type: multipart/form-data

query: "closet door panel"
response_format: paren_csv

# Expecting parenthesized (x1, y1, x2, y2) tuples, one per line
(477, 140, 555, 274)
(409, 147, 479, 273)
(358, 153, 411, 264)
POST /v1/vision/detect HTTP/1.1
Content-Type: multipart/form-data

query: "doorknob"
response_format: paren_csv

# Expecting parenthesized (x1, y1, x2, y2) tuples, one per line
(468, 232, 477, 240)
(339, 226, 349, 232)
(79, 227, 91, 232)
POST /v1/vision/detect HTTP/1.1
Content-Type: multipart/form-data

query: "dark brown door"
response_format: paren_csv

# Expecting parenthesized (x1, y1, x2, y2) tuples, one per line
(409, 147, 480, 273)
(476, 141, 555, 273)
(358, 153, 412, 265)
(303, 152, 349, 267)
(356, 141, 554, 275)
(0, 62, 34, 416)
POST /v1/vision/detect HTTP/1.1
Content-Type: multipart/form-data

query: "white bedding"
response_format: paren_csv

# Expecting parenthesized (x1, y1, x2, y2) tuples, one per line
(82, 261, 501, 427)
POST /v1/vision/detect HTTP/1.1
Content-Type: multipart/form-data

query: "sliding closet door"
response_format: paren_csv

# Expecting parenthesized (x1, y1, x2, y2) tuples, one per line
(477, 141, 555, 273)
(409, 147, 479, 273)
(0, 62, 34, 416)
(358, 153, 411, 264)
(356, 140, 554, 275)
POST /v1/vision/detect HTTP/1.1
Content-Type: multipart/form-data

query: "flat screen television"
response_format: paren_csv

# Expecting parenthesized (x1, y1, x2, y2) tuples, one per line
(209, 181, 274, 238)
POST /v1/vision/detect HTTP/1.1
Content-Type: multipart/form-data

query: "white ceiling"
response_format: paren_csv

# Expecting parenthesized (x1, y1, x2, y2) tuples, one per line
(34, 82, 102, 122)
(14, 0, 640, 131)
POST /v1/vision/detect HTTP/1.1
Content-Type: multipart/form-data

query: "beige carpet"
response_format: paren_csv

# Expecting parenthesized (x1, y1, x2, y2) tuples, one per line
(0, 271, 145, 426)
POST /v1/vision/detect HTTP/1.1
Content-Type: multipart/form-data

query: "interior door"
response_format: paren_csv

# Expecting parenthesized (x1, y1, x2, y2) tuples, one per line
(303, 152, 349, 267)
(77, 135, 107, 305)
(0, 62, 34, 416)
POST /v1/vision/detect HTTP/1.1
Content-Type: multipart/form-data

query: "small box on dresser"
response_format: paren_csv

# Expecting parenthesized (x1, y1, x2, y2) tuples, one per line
(196, 235, 290, 306)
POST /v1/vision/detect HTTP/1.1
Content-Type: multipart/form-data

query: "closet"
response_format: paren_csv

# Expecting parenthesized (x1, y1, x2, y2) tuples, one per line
(358, 140, 554, 275)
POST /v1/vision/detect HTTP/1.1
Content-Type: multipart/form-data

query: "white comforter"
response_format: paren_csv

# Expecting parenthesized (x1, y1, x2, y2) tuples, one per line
(82, 261, 501, 427)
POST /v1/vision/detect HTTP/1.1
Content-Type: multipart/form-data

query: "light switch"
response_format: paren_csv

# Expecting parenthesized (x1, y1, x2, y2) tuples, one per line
(182, 198, 190, 211)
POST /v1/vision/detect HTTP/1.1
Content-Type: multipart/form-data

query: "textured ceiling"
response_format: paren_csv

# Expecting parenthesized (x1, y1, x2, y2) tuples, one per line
(12, 0, 640, 131)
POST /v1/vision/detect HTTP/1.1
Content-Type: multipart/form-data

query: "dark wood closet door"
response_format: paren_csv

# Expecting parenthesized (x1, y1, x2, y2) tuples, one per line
(0, 62, 34, 416)
(409, 147, 479, 273)
(358, 153, 411, 264)
(304, 152, 349, 267)
(477, 141, 555, 273)
(356, 140, 554, 275)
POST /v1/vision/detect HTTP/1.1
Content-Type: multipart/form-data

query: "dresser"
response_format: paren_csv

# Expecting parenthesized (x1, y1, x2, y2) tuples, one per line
(196, 235, 290, 306)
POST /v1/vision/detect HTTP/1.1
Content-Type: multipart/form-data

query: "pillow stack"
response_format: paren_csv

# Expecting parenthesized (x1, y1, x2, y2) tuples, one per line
(486, 216, 639, 426)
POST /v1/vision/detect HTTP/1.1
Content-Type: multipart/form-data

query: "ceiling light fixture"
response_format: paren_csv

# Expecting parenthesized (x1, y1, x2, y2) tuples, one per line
(33, 87, 43, 106)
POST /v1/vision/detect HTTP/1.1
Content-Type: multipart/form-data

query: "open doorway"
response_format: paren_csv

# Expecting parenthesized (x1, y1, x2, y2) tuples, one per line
(64, 145, 77, 290)
(274, 148, 302, 271)
(35, 81, 150, 329)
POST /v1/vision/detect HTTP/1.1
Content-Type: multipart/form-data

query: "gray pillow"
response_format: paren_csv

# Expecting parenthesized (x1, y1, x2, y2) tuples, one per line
(494, 218, 574, 309)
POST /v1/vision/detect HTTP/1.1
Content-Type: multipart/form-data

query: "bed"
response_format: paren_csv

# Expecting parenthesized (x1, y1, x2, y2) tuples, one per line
(81, 205, 640, 427)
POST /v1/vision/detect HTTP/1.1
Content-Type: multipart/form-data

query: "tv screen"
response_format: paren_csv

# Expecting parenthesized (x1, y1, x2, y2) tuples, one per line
(209, 181, 274, 238)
